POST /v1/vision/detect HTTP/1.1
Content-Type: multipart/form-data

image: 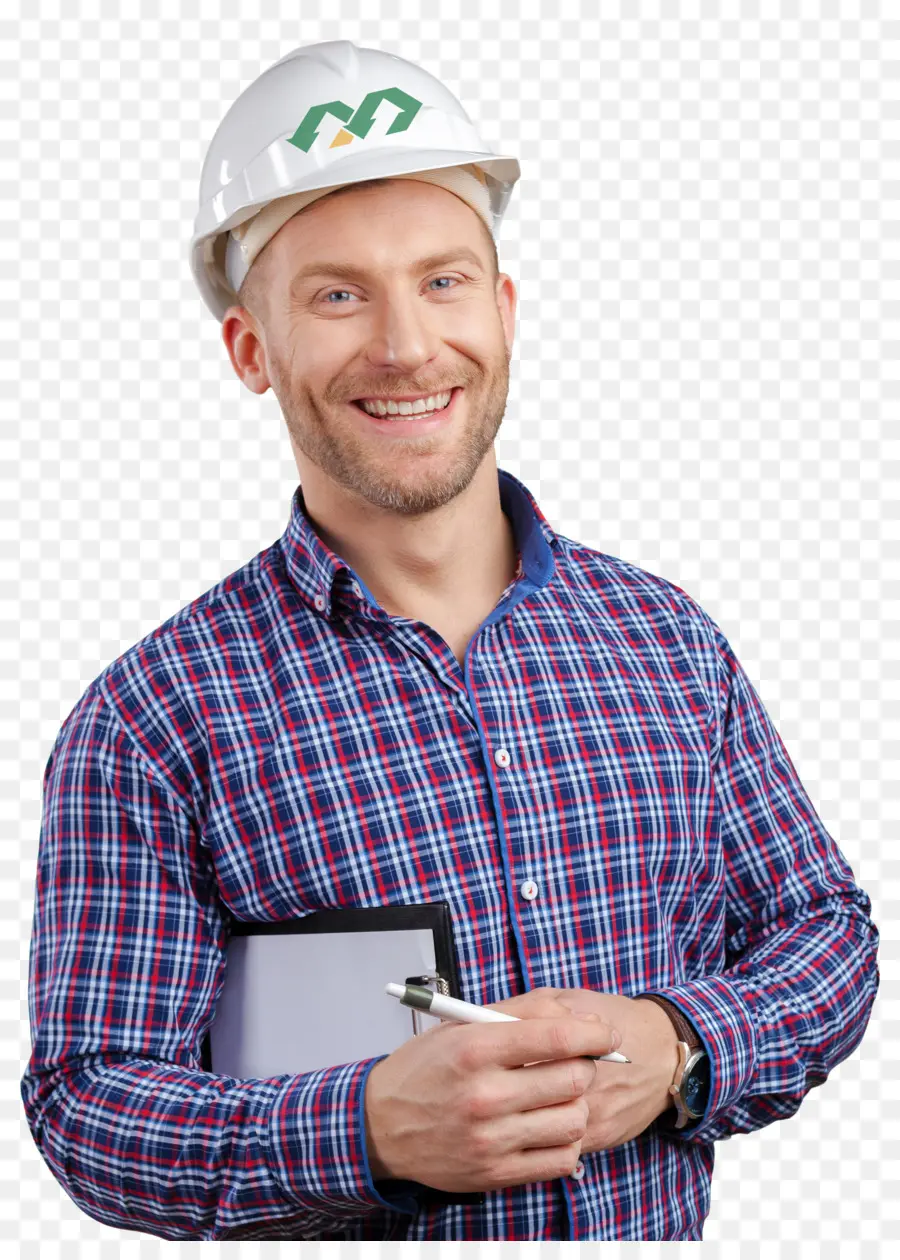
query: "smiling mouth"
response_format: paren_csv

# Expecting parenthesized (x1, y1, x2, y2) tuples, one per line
(350, 387, 460, 419)
(346, 386, 463, 436)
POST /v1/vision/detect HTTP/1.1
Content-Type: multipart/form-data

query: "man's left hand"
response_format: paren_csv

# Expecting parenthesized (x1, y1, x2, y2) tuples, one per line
(491, 987, 682, 1153)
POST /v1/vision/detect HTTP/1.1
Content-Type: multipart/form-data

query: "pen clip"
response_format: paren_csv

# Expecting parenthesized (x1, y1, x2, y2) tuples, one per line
(405, 971, 447, 1036)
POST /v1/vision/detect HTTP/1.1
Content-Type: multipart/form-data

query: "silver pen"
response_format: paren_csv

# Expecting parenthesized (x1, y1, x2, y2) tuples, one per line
(385, 982, 631, 1063)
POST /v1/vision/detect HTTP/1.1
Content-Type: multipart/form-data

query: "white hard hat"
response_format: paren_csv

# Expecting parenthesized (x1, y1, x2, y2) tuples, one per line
(189, 39, 521, 323)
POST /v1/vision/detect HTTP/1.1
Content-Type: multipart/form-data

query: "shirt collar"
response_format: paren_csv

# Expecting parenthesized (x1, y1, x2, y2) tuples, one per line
(278, 467, 558, 621)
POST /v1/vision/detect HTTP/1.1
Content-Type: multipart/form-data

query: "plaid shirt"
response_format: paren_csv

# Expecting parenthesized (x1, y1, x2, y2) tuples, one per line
(21, 469, 879, 1241)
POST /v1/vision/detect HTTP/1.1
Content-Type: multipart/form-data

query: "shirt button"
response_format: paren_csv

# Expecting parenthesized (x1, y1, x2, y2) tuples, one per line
(519, 879, 539, 901)
(494, 747, 511, 768)
(314, 594, 326, 611)
(570, 1160, 585, 1180)
(351, 581, 362, 597)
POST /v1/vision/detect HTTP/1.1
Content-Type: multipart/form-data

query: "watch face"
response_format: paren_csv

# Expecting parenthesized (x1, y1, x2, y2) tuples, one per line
(684, 1053, 711, 1117)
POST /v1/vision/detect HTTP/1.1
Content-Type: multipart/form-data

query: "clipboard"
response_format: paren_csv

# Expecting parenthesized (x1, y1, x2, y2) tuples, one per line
(199, 900, 486, 1210)
(200, 901, 463, 1077)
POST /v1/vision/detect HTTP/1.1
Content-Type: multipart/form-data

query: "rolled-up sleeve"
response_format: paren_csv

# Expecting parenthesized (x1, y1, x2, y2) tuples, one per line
(20, 681, 419, 1240)
(645, 598, 880, 1144)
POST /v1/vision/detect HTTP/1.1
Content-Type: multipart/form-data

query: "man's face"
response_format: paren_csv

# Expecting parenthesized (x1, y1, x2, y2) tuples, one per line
(224, 179, 517, 516)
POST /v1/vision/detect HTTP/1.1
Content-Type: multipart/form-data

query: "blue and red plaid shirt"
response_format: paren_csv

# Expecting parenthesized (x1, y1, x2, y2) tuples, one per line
(21, 468, 879, 1241)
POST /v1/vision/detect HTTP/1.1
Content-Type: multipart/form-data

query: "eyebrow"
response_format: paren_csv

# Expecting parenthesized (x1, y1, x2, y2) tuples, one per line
(288, 246, 486, 294)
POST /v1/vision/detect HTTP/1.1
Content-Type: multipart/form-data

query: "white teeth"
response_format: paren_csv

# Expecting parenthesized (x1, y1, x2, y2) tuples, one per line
(359, 391, 452, 417)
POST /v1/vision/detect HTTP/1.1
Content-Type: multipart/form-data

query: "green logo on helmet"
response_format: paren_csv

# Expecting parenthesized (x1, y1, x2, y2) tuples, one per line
(286, 88, 423, 153)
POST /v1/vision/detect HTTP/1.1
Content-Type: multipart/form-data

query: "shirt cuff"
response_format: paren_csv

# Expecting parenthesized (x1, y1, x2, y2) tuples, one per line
(266, 1056, 422, 1218)
(638, 974, 758, 1140)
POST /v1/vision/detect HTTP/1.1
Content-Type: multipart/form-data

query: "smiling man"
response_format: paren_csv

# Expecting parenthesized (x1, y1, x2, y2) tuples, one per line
(21, 39, 879, 1244)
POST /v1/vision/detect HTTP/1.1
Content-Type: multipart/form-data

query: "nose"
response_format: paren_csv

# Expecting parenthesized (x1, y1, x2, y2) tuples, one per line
(362, 285, 443, 380)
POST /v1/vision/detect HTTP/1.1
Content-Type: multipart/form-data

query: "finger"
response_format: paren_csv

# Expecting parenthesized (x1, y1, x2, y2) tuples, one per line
(497, 1056, 597, 1116)
(472, 1014, 620, 1071)
(488, 1096, 590, 1158)
(490, 1139, 587, 1191)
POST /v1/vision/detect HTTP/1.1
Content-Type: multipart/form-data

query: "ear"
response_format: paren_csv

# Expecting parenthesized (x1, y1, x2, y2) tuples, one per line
(221, 305, 272, 396)
(495, 272, 518, 358)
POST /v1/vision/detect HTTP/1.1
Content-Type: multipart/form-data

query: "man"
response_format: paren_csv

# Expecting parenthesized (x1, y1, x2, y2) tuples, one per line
(21, 40, 879, 1242)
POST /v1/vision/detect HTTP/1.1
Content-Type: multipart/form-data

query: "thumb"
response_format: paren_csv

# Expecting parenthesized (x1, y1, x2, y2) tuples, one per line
(559, 1006, 622, 1047)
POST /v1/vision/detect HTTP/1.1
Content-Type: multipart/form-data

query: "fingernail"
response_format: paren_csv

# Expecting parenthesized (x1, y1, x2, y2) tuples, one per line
(611, 1028, 622, 1048)
(573, 1011, 601, 1021)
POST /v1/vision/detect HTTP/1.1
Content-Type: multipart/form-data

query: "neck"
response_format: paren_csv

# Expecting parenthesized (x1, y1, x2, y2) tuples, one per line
(299, 455, 518, 619)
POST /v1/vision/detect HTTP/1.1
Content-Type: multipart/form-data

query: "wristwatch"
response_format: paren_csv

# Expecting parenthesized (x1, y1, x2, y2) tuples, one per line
(636, 993, 711, 1129)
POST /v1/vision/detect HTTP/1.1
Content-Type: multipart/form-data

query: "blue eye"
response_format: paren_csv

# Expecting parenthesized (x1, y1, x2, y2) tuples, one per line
(320, 276, 459, 303)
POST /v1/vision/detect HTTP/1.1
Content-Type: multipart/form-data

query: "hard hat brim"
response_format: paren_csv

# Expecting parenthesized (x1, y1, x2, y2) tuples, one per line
(192, 145, 521, 244)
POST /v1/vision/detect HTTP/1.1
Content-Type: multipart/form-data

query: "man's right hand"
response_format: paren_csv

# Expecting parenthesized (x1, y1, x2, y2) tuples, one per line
(363, 987, 621, 1193)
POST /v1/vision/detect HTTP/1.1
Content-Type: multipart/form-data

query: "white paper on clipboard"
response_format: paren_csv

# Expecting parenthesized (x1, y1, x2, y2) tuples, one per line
(208, 926, 443, 1078)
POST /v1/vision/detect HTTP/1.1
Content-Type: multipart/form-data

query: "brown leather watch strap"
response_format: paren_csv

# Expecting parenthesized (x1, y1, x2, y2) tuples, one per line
(636, 993, 702, 1050)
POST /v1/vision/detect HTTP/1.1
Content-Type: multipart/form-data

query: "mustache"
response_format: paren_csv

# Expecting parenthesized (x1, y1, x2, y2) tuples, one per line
(344, 386, 461, 402)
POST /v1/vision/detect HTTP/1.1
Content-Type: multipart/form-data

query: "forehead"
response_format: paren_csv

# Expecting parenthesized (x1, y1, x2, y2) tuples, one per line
(280, 179, 492, 277)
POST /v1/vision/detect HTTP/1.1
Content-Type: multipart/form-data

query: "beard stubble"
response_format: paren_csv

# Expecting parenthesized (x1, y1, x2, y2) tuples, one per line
(273, 345, 511, 517)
